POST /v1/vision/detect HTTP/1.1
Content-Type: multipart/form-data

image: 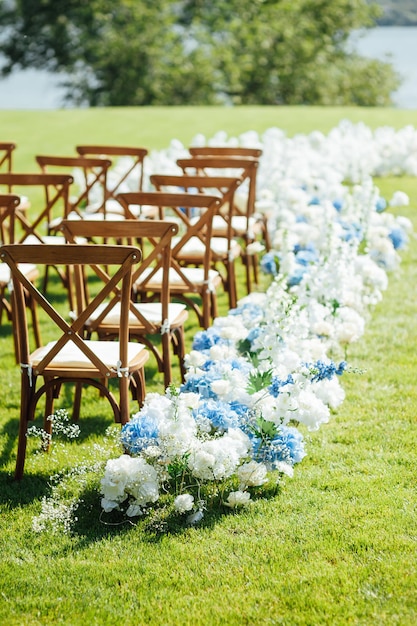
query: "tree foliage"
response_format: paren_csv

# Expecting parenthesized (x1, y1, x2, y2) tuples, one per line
(0, 0, 401, 106)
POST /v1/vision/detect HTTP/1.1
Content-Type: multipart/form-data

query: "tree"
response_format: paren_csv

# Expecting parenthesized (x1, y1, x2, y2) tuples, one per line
(0, 0, 401, 106)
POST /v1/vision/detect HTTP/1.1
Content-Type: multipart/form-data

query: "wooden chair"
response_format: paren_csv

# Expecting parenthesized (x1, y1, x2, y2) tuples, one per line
(150, 173, 242, 308)
(0, 194, 40, 357)
(76, 145, 149, 216)
(117, 191, 223, 328)
(0, 172, 74, 298)
(0, 142, 15, 175)
(60, 218, 188, 387)
(1, 243, 149, 480)
(36, 155, 112, 221)
(178, 152, 268, 292)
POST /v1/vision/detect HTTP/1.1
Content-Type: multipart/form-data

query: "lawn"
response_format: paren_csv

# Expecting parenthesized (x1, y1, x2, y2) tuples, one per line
(0, 106, 416, 626)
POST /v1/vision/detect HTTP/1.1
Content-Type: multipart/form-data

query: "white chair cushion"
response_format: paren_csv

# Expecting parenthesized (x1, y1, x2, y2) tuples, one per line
(0, 263, 38, 285)
(87, 301, 187, 326)
(137, 266, 220, 290)
(30, 339, 146, 369)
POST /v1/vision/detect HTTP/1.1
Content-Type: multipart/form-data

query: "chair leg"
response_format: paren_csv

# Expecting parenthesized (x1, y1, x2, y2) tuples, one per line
(14, 373, 36, 480)
(161, 330, 172, 389)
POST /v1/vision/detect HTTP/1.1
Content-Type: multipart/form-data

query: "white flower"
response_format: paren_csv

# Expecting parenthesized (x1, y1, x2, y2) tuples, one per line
(389, 191, 409, 207)
(237, 461, 268, 488)
(225, 491, 251, 508)
(274, 462, 294, 477)
(174, 494, 194, 514)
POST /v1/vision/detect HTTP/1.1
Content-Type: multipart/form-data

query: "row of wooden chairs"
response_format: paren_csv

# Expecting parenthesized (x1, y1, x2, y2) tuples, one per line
(0, 143, 269, 479)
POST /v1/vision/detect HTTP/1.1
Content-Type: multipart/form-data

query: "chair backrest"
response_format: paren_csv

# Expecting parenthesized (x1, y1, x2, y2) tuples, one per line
(176, 155, 260, 224)
(60, 218, 178, 336)
(117, 191, 222, 291)
(150, 173, 241, 232)
(189, 146, 262, 159)
(0, 194, 21, 244)
(0, 243, 141, 375)
(76, 145, 148, 209)
(36, 155, 112, 217)
(0, 173, 73, 243)
(0, 143, 16, 176)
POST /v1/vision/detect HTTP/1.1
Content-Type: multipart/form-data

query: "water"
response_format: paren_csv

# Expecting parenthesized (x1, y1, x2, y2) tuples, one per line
(0, 26, 416, 109)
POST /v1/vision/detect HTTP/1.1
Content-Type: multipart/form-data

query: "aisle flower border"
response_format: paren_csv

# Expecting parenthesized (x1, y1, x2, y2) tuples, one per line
(33, 121, 414, 532)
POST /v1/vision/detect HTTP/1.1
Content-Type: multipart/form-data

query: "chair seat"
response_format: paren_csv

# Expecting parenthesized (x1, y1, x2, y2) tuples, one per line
(211, 214, 263, 239)
(0, 263, 39, 286)
(86, 301, 188, 327)
(172, 235, 241, 260)
(84, 199, 159, 220)
(30, 339, 147, 371)
(137, 266, 221, 291)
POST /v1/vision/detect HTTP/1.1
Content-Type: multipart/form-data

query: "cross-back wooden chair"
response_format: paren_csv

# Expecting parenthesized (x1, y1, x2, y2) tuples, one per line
(0, 172, 74, 298)
(75, 145, 149, 216)
(178, 153, 268, 293)
(1, 243, 149, 480)
(117, 191, 223, 329)
(60, 219, 188, 387)
(150, 173, 242, 308)
(0, 194, 40, 357)
(0, 142, 15, 176)
(36, 154, 112, 221)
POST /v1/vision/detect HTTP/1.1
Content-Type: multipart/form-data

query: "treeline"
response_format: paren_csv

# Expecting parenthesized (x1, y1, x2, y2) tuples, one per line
(0, 0, 402, 107)
(373, 0, 417, 25)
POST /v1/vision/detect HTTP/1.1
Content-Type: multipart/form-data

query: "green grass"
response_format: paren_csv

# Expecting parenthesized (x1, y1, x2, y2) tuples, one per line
(1, 107, 417, 625)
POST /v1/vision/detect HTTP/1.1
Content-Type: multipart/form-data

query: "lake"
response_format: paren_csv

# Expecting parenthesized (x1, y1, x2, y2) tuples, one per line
(0, 26, 416, 110)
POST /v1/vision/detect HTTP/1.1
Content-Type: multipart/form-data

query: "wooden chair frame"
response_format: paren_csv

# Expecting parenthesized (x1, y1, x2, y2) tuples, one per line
(1, 243, 149, 480)
(178, 153, 267, 292)
(150, 173, 242, 308)
(36, 155, 112, 219)
(0, 193, 40, 358)
(117, 191, 222, 328)
(60, 218, 188, 387)
(76, 145, 148, 214)
(0, 142, 16, 178)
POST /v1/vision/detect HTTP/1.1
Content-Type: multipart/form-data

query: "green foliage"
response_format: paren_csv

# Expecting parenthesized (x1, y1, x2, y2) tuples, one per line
(246, 368, 273, 395)
(0, 0, 400, 106)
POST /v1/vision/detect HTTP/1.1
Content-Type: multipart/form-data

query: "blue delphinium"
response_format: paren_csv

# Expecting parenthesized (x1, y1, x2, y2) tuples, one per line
(268, 374, 294, 398)
(308, 359, 346, 382)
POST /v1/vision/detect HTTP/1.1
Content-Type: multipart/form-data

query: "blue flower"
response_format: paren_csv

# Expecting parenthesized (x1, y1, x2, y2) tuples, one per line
(192, 327, 226, 352)
(388, 227, 407, 250)
(333, 199, 343, 212)
(308, 360, 346, 382)
(193, 399, 248, 431)
(251, 425, 306, 466)
(260, 252, 280, 276)
(287, 267, 305, 287)
(268, 374, 294, 398)
(121, 414, 159, 454)
(375, 197, 387, 213)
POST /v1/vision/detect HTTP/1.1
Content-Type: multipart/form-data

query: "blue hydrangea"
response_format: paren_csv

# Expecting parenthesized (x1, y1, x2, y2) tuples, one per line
(388, 227, 407, 250)
(260, 252, 280, 276)
(193, 399, 248, 431)
(333, 199, 344, 212)
(295, 248, 319, 266)
(287, 267, 305, 287)
(121, 414, 159, 454)
(251, 425, 306, 467)
(375, 197, 387, 213)
(192, 327, 228, 352)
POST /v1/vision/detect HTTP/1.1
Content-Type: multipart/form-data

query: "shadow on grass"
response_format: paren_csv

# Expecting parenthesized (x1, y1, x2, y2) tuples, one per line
(69, 481, 283, 548)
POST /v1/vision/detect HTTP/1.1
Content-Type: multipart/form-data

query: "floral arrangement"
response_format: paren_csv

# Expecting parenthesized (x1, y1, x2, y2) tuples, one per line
(33, 122, 413, 533)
